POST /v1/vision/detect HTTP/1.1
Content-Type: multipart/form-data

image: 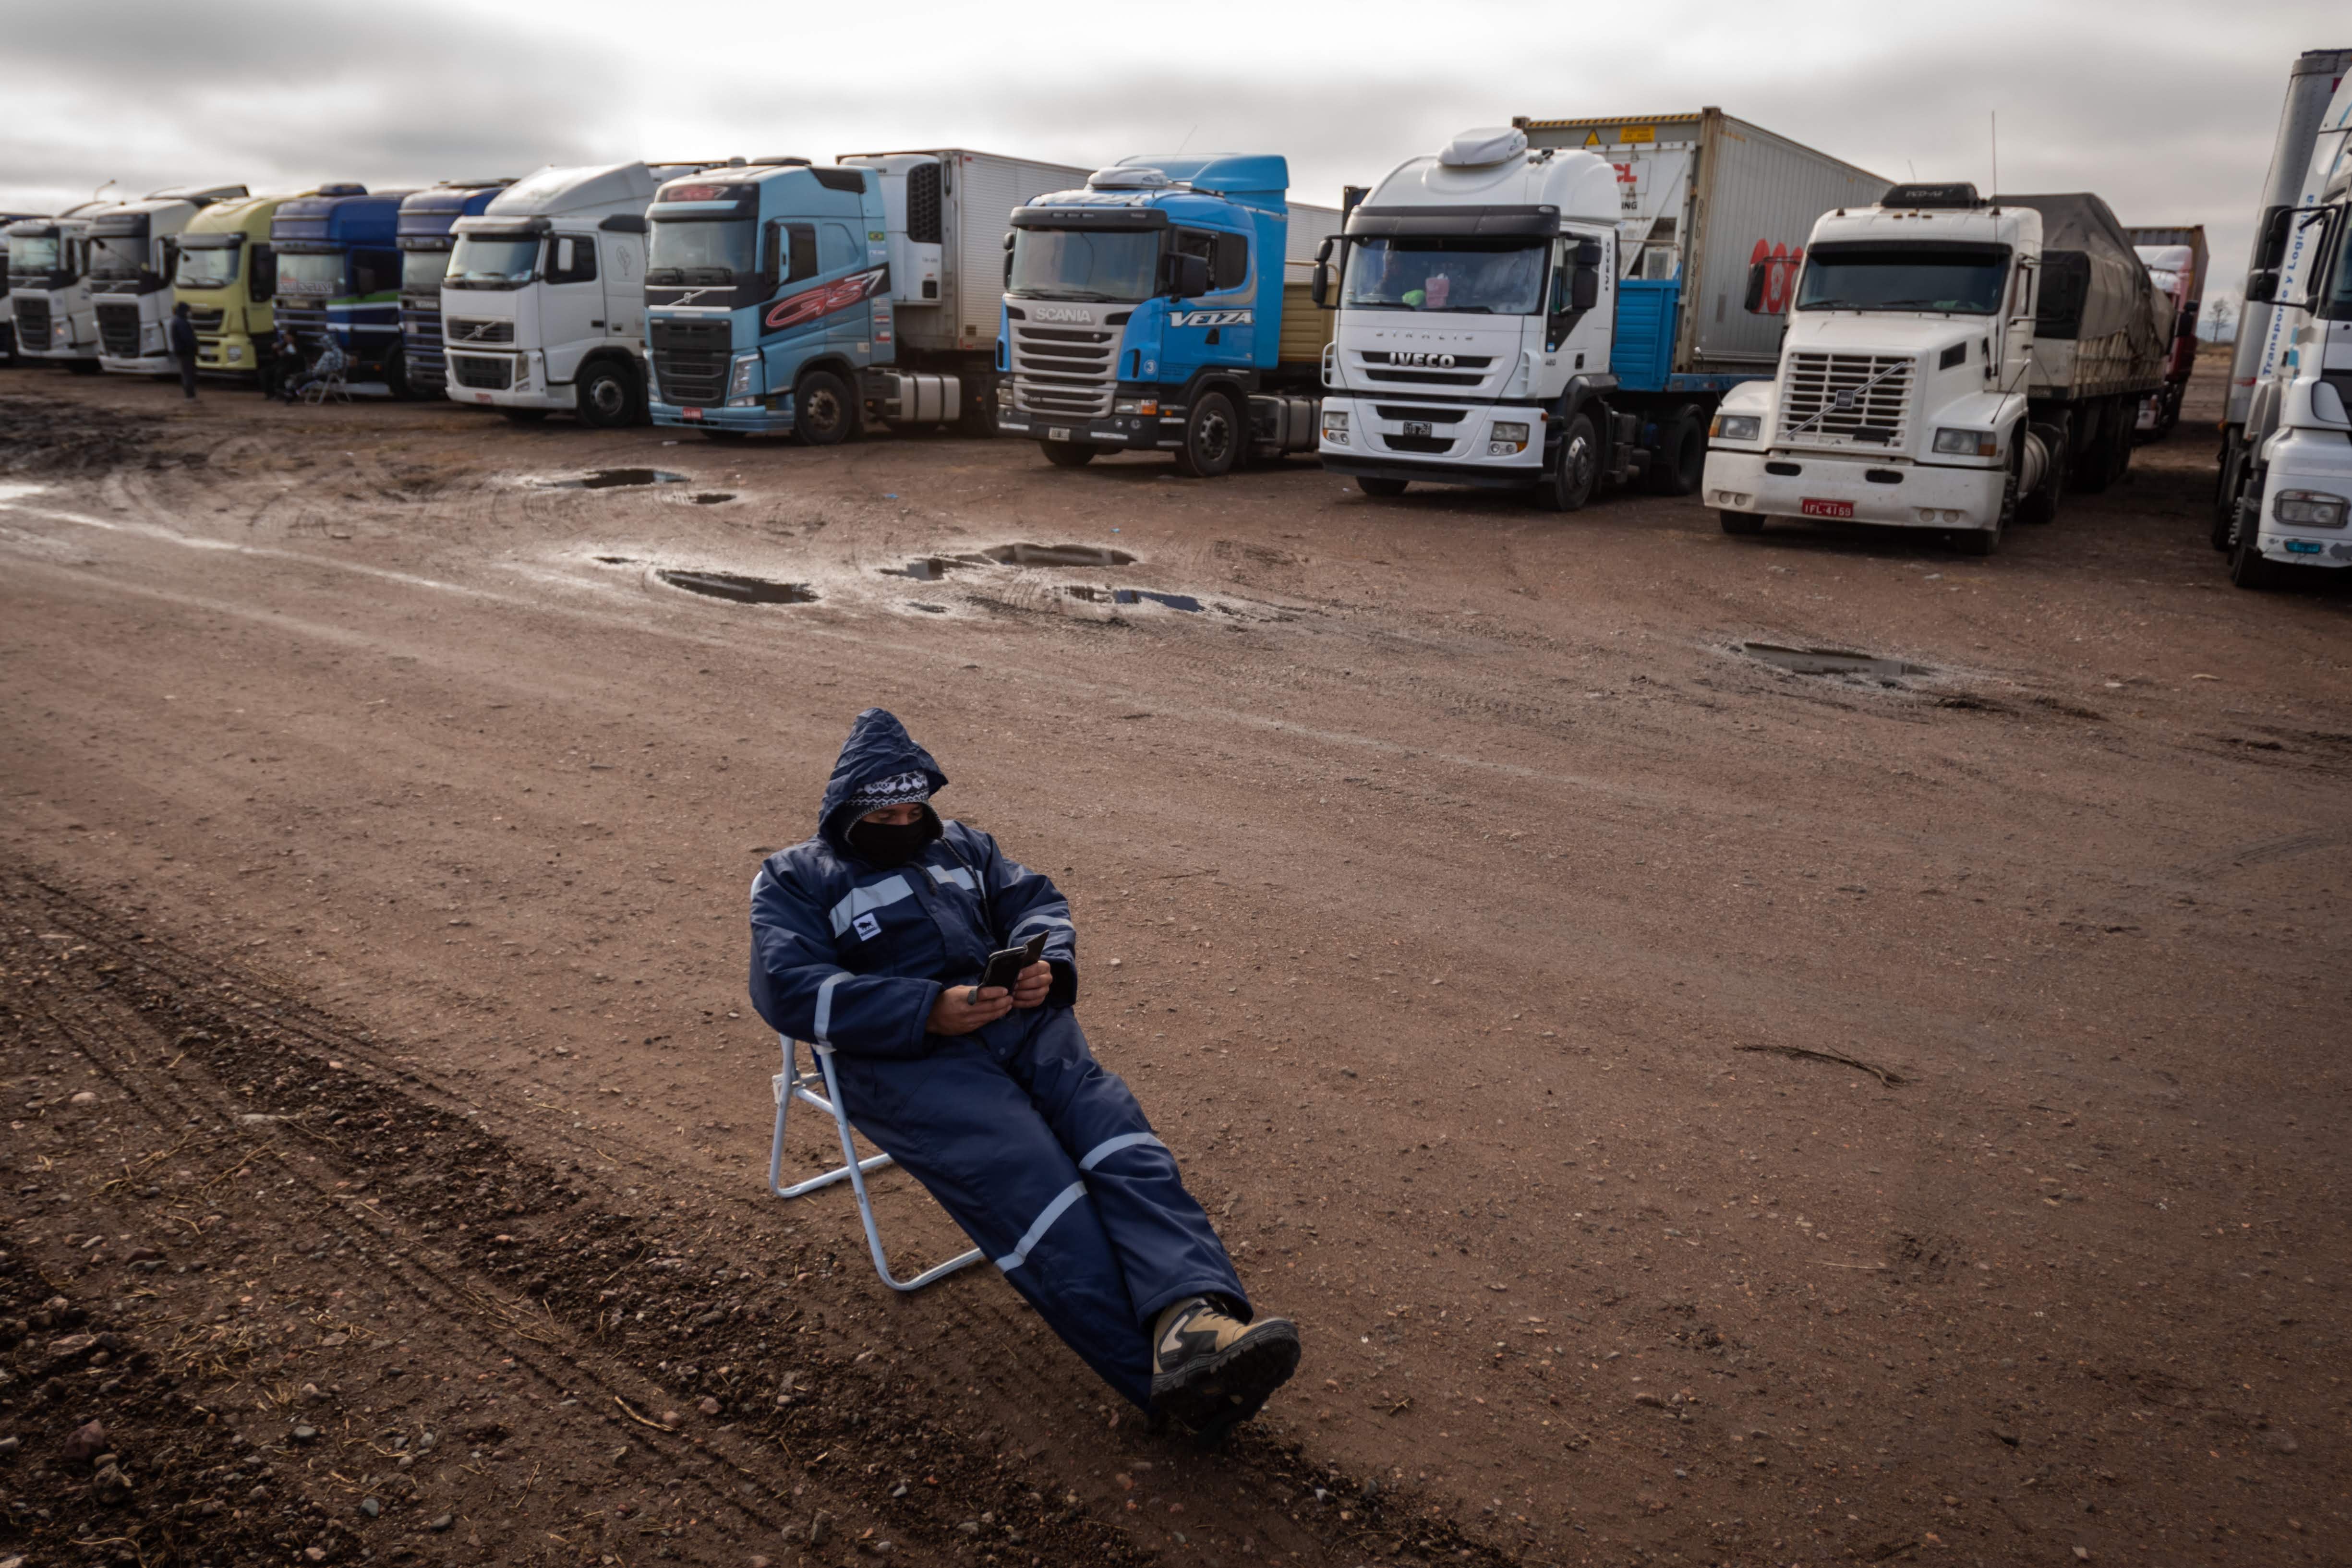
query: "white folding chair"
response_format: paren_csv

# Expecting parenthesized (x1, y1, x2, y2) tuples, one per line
(768, 1035, 983, 1292)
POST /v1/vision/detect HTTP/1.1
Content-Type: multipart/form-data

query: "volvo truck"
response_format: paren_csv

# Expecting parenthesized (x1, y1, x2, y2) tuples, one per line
(443, 161, 708, 426)
(2215, 62, 2352, 589)
(173, 192, 304, 384)
(270, 185, 414, 394)
(6, 203, 112, 371)
(994, 154, 1344, 474)
(2128, 224, 2207, 438)
(1319, 112, 1885, 505)
(91, 184, 248, 374)
(645, 149, 1090, 440)
(1701, 183, 2170, 554)
(397, 180, 512, 398)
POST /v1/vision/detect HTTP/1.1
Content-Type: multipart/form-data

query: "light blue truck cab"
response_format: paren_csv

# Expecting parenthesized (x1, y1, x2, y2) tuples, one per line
(995, 154, 1331, 475)
(396, 181, 510, 398)
(270, 185, 414, 394)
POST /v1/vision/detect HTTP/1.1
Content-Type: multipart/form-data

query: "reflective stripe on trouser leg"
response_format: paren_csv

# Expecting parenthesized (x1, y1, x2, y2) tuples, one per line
(994, 1179, 1087, 1271)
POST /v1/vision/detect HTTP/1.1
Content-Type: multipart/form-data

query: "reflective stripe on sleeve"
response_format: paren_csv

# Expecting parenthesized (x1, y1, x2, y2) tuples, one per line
(827, 874, 914, 936)
(994, 1179, 1087, 1272)
(923, 864, 977, 892)
(1010, 913, 1074, 940)
(813, 972, 848, 1045)
(1077, 1131, 1166, 1171)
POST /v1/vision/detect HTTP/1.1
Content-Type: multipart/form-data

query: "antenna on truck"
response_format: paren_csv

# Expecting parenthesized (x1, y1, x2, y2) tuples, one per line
(1989, 111, 1998, 201)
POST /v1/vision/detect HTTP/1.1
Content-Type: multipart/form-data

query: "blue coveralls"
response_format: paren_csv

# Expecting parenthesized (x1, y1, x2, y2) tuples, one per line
(748, 709, 1248, 1408)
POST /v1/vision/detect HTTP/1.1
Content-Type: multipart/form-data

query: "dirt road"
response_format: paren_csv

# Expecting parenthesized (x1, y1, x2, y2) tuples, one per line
(2, 351, 2347, 1568)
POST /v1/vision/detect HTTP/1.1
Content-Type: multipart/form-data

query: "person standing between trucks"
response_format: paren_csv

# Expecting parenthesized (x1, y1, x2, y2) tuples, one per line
(167, 302, 199, 401)
(748, 709, 1302, 1437)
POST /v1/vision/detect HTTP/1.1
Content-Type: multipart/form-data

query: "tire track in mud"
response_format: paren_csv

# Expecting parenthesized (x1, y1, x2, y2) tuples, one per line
(1, 863, 1522, 1568)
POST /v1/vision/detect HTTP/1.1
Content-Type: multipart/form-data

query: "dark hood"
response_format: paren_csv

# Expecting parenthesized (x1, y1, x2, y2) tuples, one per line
(816, 707, 949, 856)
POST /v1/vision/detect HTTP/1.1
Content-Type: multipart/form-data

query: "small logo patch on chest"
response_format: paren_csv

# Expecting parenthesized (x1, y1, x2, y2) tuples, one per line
(853, 912, 882, 942)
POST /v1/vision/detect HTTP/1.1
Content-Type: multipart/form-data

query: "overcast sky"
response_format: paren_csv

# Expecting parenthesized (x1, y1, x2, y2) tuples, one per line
(6, 0, 2344, 323)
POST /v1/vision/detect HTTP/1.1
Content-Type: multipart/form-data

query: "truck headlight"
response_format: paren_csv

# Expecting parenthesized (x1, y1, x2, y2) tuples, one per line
(1112, 399, 1159, 416)
(1710, 413, 1762, 443)
(1932, 427, 1998, 458)
(2274, 488, 2349, 528)
(1321, 408, 1349, 445)
(226, 345, 243, 362)
(1489, 420, 1529, 456)
(727, 353, 758, 400)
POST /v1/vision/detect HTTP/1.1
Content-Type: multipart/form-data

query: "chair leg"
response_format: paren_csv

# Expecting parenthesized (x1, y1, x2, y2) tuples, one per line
(814, 1048, 984, 1293)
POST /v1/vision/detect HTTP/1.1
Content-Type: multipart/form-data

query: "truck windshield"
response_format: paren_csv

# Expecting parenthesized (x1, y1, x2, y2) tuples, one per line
(647, 220, 754, 285)
(1797, 243, 2008, 315)
(401, 250, 451, 293)
(446, 234, 541, 289)
(277, 252, 348, 295)
(175, 245, 239, 289)
(1009, 229, 1159, 302)
(1343, 238, 1546, 314)
(9, 236, 60, 275)
(89, 237, 147, 279)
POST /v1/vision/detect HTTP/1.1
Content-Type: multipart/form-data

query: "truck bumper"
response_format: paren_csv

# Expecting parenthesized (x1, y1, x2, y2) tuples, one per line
(1703, 449, 2006, 531)
(1316, 396, 1544, 483)
(195, 333, 260, 377)
(99, 353, 177, 375)
(448, 385, 577, 413)
(997, 409, 1183, 451)
(2252, 429, 2352, 568)
(650, 397, 796, 435)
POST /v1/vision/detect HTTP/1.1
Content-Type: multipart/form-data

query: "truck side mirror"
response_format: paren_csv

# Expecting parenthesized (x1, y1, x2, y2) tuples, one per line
(1168, 251, 1210, 299)
(1003, 231, 1015, 250)
(1574, 240, 1603, 267)
(2243, 267, 2279, 305)
(2254, 205, 2292, 271)
(1744, 260, 1770, 314)
(1311, 261, 1328, 307)
(1570, 267, 1599, 311)
(760, 223, 780, 291)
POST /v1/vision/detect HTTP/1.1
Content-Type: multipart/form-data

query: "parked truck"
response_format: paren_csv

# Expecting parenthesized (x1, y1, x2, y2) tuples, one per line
(2214, 61, 2352, 589)
(0, 214, 46, 363)
(172, 192, 304, 385)
(2127, 224, 2207, 438)
(6, 202, 112, 371)
(396, 180, 512, 398)
(994, 154, 1344, 474)
(1319, 112, 1885, 504)
(90, 184, 248, 375)
(1701, 183, 2170, 554)
(270, 185, 414, 394)
(644, 149, 1091, 441)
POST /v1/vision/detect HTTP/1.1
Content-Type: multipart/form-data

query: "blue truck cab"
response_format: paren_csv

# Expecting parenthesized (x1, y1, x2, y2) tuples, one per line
(396, 181, 510, 398)
(270, 185, 414, 394)
(995, 154, 1329, 476)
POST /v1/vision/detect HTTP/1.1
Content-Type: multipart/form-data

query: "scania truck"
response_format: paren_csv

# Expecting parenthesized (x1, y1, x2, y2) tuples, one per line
(2215, 61, 2352, 590)
(396, 180, 511, 398)
(91, 184, 248, 375)
(172, 192, 303, 385)
(270, 185, 414, 394)
(994, 154, 1344, 474)
(1319, 112, 1885, 505)
(7, 202, 112, 371)
(1701, 183, 2169, 554)
(443, 161, 707, 426)
(644, 149, 1090, 441)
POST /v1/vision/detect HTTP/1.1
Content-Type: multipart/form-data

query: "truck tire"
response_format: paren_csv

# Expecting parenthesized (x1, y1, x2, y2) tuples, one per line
(2018, 425, 2065, 526)
(1356, 476, 1408, 498)
(958, 373, 1000, 438)
(1948, 518, 2001, 556)
(1535, 414, 1599, 512)
(2229, 521, 2282, 590)
(1719, 510, 1765, 535)
(2213, 434, 2249, 550)
(576, 360, 641, 429)
(1041, 441, 1098, 468)
(795, 370, 860, 446)
(1644, 411, 1705, 496)
(1175, 390, 1240, 478)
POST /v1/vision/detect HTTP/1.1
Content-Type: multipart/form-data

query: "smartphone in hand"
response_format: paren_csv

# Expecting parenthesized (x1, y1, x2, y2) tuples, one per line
(977, 930, 1049, 991)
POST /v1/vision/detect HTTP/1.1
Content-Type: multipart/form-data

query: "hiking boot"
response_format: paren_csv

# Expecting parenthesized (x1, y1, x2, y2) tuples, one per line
(1149, 1296, 1300, 1440)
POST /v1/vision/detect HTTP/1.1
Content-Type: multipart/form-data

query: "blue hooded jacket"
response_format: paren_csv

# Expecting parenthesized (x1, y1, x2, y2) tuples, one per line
(748, 709, 1078, 1058)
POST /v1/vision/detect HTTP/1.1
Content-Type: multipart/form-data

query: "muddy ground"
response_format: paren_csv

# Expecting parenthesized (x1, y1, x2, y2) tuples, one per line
(1, 343, 2346, 1568)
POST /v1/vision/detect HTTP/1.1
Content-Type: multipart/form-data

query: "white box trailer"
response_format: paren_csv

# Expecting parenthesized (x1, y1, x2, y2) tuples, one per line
(2226, 48, 2352, 429)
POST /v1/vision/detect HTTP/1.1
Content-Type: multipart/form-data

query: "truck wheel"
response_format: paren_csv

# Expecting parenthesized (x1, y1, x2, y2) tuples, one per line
(1535, 414, 1598, 512)
(2018, 428, 2066, 525)
(1719, 510, 1765, 536)
(1041, 441, 1098, 468)
(958, 374, 1000, 438)
(2229, 523, 2281, 590)
(1175, 390, 1239, 478)
(1949, 519, 2001, 557)
(1644, 411, 1705, 496)
(795, 370, 860, 446)
(1356, 476, 1408, 498)
(576, 360, 640, 429)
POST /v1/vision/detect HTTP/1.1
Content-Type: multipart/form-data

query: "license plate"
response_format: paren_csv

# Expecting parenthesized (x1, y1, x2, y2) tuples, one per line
(472, 392, 491, 404)
(682, 407, 703, 422)
(1047, 426, 1072, 442)
(1402, 420, 1432, 438)
(1801, 497, 1854, 519)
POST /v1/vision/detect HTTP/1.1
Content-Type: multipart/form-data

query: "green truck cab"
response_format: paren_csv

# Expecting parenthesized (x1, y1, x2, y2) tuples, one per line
(172, 192, 302, 381)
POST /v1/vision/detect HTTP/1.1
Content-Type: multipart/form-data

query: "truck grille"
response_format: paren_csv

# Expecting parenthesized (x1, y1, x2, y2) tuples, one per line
(1355, 351, 1493, 387)
(185, 307, 224, 334)
(403, 302, 446, 391)
(96, 302, 144, 358)
(449, 353, 514, 390)
(650, 318, 730, 408)
(276, 303, 330, 355)
(1010, 324, 1116, 418)
(14, 297, 50, 343)
(445, 316, 513, 345)
(1777, 353, 1914, 448)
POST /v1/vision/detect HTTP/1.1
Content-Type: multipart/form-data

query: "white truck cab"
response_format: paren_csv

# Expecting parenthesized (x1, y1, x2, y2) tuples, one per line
(91, 184, 248, 374)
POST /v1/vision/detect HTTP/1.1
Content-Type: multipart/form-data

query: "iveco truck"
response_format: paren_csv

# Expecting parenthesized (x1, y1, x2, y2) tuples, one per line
(994, 154, 1344, 474)
(2215, 61, 2352, 589)
(1319, 112, 1885, 505)
(397, 180, 511, 398)
(270, 185, 414, 394)
(6, 203, 111, 370)
(91, 184, 248, 374)
(173, 192, 303, 383)
(645, 149, 1089, 440)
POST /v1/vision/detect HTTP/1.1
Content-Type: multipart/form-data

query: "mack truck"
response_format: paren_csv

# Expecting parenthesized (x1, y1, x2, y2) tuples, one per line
(0, 213, 45, 363)
(172, 192, 305, 384)
(1701, 183, 2170, 555)
(994, 154, 1345, 474)
(90, 184, 249, 375)
(2215, 59, 2352, 590)
(2128, 224, 2207, 439)
(270, 185, 415, 394)
(1319, 112, 1885, 505)
(644, 149, 1090, 441)
(6, 202, 112, 371)
(443, 161, 708, 426)
(396, 180, 512, 398)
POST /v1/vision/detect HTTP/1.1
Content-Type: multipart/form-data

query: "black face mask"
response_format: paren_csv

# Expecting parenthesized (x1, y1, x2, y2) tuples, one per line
(847, 814, 935, 868)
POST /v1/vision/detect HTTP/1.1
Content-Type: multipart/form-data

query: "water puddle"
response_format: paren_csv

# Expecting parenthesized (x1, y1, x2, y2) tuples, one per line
(882, 555, 993, 581)
(686, 492, 735, 505)
(592, 555, 636, 565)
(986, 543, 1136, 567)
(1741, 642, 1929, 679)
(906, 601, 948, 615)
(657, 569, 818, 605)
(532, 469, 688, 490)
(1063, 586, 1205, 613)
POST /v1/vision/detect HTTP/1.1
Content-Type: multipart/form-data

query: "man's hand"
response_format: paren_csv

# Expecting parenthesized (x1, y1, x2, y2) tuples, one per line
(929, 983, 1013, 1036)
(1010, 960, 1053, 1009)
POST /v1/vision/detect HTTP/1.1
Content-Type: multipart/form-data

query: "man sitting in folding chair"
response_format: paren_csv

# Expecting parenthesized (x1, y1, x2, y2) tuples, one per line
(749, 708, 1300, 1439)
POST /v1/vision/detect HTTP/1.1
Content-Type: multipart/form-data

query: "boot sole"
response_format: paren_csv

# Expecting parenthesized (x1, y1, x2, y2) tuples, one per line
(1150, 1318, 1301, 1440)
